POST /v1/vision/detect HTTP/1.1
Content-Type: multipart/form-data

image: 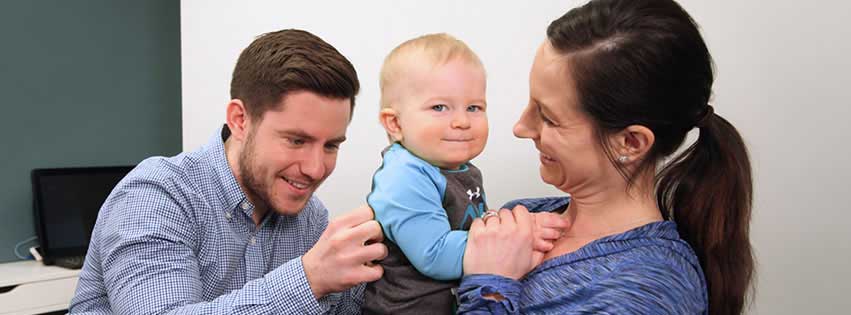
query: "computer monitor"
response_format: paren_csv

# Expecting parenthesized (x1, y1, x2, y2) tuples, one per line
(31, 166, 134, 264)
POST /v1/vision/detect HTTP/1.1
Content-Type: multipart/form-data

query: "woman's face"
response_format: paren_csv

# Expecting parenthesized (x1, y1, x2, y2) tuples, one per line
(513, 41, 615, 194)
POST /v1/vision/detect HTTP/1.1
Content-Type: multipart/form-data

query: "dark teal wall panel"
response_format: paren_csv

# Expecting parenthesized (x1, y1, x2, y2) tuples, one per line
(0, 0, 181, 262)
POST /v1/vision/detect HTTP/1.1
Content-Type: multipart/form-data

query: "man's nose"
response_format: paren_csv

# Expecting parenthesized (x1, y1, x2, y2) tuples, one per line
(299, 147, 326, 180)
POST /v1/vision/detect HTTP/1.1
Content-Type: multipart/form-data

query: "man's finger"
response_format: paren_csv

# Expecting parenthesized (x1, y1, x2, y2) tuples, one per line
(356, 264, 384, 283)
(341, 219, 383, 244)
(334, 204, 376, 229)
(354, 242, 388, 264)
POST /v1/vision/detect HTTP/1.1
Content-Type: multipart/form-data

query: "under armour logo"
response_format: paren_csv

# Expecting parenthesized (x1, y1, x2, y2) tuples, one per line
(466, 187, 481, 201)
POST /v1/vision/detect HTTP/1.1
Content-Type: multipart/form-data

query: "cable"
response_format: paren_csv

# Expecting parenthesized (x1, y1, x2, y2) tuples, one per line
(14, 236, 38, 260)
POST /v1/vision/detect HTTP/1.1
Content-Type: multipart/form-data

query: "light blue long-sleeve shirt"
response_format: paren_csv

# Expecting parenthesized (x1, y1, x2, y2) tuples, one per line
(367, 143, 485, 280)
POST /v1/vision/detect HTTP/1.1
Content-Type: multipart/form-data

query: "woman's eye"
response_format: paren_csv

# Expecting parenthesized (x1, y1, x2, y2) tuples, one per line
(431, 104, 448, 112)
(540, 114, 556, 126)
(535, 103, 556, 126)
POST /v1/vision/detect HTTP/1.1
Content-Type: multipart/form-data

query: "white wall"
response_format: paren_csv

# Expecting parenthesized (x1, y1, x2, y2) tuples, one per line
(181, 1, 851, 314)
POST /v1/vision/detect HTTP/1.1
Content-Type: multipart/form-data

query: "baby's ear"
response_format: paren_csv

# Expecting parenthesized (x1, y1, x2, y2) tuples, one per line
(379, 108, 403, 142)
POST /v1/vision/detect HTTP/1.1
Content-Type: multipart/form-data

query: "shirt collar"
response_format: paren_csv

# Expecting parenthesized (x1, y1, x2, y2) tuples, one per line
(207, 124, 255, 216)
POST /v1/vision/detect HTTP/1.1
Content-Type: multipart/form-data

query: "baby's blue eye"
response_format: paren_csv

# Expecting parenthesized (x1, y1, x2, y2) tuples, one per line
(432, 104, 448, 112)
(467, 105, 483, 112)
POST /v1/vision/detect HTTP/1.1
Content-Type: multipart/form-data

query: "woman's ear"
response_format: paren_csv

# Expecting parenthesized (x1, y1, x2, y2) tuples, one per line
(611, 125, 655, 164)
(226, 99, 251, 142)
(379, 108, 403, 142)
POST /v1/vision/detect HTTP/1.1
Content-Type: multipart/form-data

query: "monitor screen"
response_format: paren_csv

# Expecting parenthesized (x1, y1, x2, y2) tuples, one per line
(32, 166, 134, 258)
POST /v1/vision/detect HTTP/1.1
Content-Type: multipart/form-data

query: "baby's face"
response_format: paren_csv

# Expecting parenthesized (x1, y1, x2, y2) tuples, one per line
(394, 60, 488, 169)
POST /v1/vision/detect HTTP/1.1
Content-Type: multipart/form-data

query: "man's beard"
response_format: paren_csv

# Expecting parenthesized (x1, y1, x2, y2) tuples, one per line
(238, 131, 276, 214)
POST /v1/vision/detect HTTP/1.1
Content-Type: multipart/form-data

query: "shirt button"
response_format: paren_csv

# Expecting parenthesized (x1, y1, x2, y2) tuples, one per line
(225, 212, 232, 219)
(240, 202, 250, 210)
(249, 237, 256, 245)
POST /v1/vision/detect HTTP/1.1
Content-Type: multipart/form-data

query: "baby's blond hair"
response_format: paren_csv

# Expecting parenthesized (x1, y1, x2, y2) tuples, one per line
(379, 33, 485, 110)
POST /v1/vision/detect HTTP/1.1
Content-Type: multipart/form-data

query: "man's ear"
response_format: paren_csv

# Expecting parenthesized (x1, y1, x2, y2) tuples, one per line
(610, 125, 655, 164)
(226, 99, 251, 142)
(379, 108, 403, 142)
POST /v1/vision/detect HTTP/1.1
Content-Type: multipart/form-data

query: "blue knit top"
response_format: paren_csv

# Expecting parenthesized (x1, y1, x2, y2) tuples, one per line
(457, 197, 708, 314)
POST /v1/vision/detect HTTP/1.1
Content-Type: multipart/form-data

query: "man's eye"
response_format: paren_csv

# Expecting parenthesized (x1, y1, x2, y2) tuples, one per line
(287, 138, 305, 146)
(325, 143, 340, 152)
(432, 104, 448, 112)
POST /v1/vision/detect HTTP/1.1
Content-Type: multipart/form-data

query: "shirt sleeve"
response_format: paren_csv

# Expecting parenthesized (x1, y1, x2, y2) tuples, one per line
(367, 147, 467, 280)
(456, 274, 523, 315)
(93, 179, 337, 315)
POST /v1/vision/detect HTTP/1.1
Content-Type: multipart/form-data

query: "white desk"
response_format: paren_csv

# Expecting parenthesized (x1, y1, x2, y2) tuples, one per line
(0, 260, 79, 315)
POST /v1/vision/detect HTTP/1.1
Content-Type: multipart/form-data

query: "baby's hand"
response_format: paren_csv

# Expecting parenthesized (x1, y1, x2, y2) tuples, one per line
(531, 211, 569, 253)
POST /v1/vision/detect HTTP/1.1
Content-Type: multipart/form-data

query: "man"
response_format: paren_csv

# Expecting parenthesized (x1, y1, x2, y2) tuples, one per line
(70, 29, 387, 314)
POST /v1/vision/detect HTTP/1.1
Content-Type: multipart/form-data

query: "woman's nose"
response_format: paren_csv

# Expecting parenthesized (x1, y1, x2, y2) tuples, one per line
(514, 104, 537, 139)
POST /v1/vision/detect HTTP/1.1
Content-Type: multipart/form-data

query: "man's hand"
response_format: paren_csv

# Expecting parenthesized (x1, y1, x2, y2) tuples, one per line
(302, 205, 388, 299)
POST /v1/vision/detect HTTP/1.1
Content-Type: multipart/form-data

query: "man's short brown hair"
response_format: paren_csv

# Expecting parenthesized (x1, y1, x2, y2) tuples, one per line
(230, 29, 359, 120)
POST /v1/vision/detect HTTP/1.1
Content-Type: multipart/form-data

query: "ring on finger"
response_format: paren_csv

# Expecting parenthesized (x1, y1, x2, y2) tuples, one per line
(481, 210, 499, 221)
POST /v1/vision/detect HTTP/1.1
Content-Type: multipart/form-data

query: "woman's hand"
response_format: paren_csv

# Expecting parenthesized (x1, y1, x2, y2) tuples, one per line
(463, 205, 543, 280)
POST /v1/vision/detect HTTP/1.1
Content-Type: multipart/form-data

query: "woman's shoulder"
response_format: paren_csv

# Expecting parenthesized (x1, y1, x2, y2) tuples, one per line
(522, 222, 708, 314)
(538, 221, 705, 283)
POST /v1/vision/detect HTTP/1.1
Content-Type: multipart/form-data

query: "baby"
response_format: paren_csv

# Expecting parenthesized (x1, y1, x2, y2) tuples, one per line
(362, 33, 491, 314)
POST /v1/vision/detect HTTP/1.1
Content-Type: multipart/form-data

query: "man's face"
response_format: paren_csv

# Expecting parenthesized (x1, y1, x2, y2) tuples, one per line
(239, 90, 351, 216)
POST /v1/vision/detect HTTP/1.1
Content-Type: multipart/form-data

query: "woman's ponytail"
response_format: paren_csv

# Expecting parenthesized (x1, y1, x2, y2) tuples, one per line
(657, 111, 755, 315)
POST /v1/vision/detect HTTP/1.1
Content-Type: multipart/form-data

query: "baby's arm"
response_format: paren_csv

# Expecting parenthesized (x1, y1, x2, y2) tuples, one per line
(369, 153, 467, 281)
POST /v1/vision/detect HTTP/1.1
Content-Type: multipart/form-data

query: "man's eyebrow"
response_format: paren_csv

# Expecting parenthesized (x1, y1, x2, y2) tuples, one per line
(330, 136, 347, 143)
(278, 129, 315, 141)
(278, 129, 346, 143)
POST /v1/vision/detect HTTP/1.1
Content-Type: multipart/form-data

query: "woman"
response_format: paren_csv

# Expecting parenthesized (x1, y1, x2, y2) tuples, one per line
(459, 0, 754, 314)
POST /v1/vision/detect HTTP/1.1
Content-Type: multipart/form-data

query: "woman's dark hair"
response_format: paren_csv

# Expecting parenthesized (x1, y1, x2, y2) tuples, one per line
(547, 0, 753, 314)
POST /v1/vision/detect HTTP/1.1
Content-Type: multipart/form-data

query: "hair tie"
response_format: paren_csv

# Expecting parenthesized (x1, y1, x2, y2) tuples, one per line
(695, 104, 714, 128)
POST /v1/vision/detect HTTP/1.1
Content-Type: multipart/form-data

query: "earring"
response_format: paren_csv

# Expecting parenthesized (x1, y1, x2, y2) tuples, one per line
(617, 155, 629, 163)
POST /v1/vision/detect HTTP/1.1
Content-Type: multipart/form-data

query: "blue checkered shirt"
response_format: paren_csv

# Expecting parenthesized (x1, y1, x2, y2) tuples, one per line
(69, 126, 363, 314)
